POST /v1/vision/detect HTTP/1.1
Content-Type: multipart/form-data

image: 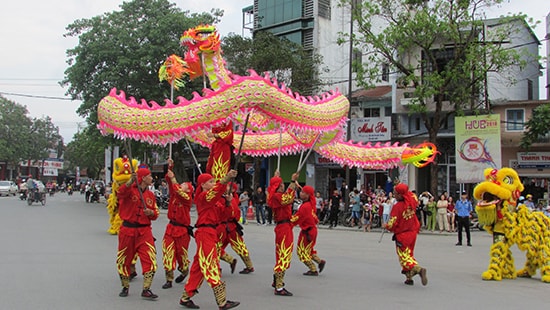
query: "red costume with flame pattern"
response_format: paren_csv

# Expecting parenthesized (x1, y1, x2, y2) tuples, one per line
(161, 167, 194, 288)
(116, 167, 160, 294)
(206, 121, 234, 181)
(385, 183, 428, 286)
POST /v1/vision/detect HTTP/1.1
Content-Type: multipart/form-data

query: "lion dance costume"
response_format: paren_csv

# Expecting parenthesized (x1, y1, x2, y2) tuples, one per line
(385, 183, 428, 286)
(106, 154, 138, 235)
(473, 167, 550, 282)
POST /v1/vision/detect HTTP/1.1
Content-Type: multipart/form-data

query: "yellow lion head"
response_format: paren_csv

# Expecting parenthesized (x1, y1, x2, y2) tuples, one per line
(473, 167, 524, 227)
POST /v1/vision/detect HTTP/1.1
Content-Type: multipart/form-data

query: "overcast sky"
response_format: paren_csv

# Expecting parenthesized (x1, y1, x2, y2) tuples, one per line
(0, 0, 547, 142)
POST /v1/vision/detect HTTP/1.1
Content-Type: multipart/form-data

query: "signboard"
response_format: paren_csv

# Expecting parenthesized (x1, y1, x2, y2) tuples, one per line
(517, 152, 550, 168)
(455, 114, 501, 183)
(42, 168, 58, 176)
(19, 159, 63, 169)
(314, 153, 340, 167)
(350, 117, 391, 142)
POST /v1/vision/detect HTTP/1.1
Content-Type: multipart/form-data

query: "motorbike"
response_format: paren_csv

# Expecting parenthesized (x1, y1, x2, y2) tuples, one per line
(155, 190, 169, 209)
(89, 190, 100, 203)
(19, 190, 27, 201)
(27, 189, 46, 206)
(48, 188, 55, 197)
(67, 187, 73, 196)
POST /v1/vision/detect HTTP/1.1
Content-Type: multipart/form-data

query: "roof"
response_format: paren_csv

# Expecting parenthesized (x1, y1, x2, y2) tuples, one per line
(351, 86, 392, 100)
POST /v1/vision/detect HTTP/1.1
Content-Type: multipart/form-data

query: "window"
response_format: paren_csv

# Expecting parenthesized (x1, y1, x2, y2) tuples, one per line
(382, 63, 389, 82)
(506, 109, 524, 131)
(363, 108, 380, 117)
(318, 0, 331, 19)
(352, 49, 362, 73)
(527, 79, 533, 100)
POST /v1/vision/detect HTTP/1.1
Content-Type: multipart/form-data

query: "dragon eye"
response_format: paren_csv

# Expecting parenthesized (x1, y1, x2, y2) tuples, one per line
(503, 176, 512, 185)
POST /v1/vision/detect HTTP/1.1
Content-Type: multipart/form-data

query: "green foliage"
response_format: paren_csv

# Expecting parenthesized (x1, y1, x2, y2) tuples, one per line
(0, 96, 62, 166)
(222, 31, 325, 95)
(61, 0, 220, 171)
(520, 104, 550, 150)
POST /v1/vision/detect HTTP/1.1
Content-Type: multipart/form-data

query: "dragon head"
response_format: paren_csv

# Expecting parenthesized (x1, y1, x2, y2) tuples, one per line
(473, 167, 524, 226)
(180, 24, 220, 54)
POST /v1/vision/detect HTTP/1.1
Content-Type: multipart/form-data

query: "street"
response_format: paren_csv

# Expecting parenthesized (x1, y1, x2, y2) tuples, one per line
(0, 193, 548, 310)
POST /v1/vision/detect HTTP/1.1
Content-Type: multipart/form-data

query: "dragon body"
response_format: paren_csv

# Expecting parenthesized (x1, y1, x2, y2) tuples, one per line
(97, 25, 436, 169)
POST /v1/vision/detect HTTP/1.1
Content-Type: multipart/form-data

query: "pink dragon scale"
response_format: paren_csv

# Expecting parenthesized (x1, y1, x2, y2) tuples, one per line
(97, 24, 436, 170)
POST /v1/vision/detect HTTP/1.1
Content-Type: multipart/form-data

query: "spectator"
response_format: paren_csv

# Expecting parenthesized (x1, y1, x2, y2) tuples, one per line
(362, 196, 373, 232)
(315, 191, 324, 222)
(328, 189, 341, 228)
(252, 186, 267, 225)
(436, 194, 450, 233)
(382, 195, 392, 227)
(425, 196, 437, 232)
(418, 191, 433, 228)
(332, 173, 344, 195)
(524, 194, 535, 211)
(543, 206, 550, 217)
(374, 185, 385, 196)
(349, 190, 362, 227)
(447, 196, 456, 232)
(239, 190, 250, 225)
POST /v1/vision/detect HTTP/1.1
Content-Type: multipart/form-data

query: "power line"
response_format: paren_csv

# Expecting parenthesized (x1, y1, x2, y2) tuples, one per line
(0, 91, 74, 101)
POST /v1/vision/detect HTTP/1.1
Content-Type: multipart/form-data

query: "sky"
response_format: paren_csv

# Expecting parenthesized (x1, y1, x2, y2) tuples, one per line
(0, 0, 548, 142)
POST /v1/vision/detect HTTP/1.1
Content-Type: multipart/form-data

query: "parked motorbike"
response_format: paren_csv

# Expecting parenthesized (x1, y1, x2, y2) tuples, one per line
(155, 190, 169, 209)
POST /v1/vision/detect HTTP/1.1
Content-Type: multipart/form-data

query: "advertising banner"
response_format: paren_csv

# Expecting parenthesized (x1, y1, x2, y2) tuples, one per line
(455, 114, 501, 183)
(350, 117, 391, 142)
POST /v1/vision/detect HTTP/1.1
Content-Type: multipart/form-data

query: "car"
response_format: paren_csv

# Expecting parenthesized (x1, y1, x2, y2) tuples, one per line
(0, 180, 18, 196)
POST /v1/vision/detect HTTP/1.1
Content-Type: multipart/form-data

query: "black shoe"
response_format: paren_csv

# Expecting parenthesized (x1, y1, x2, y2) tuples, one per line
(404, 279, 414, 285)
(180, 299, 200, 309)
(318, 260, 326, 273)
(239, 267, 254, 274)
(230, 259, 237, 274)
(219, 300, 240, 310)
(274, 288, 293, 296)
(119, 287, 129, 297)
(455, 242, 462, 246)
(303, 270, 318, 276)
(467, 243, 472, 247)
(130, 271, 138, 280)
(175, 273, 187, 283)
(162, 281, 172, 289)
(141, 289, 158, 300)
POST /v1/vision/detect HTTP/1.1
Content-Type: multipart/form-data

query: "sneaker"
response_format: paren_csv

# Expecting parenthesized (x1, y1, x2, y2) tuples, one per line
(467, 243, 472, 247)
(175, 273, 187, 283)
(119, 287, 129, 297)
(419, 268, 428, 286)
(219, 300, 240, 310)
(141, 289, 158, 300)
(180, 299, 200, 309)
(239, 267, 254, 274)
(318, 260, 326, 273)
(455, 242, 462, 246)
(274, 288, 293, 296)
(129, 271, 138, 280)
(404, 279, 414, 285)
(303, 270, 318, 276)
(230, 259, 237, 274)
(162, 281, 172, 289)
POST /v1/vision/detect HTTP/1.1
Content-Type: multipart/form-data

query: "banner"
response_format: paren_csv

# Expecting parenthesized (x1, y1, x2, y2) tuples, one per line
(455, 114, 501, 183)
(517, 152, 550, 168)
(350, 117, 391, 142)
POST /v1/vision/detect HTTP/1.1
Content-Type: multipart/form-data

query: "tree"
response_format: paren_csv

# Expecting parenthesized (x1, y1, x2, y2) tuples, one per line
(222, 32, 326, 187)
(341, 0, 528, 193)
(0, 96, 33, 165)
(520, 103, 550, 150)
(222, 31, 325, 95)
(61, 0, 220, 172)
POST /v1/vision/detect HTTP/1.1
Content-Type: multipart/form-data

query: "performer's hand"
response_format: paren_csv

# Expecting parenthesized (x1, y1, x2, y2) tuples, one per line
(144, 208, 154, 216)
(274, 170, 280, 177)
(227, 169, 238, 179)
(166, 170, 174, 178)
(291, 172, 299, 182)
(167, 158, 174, 169)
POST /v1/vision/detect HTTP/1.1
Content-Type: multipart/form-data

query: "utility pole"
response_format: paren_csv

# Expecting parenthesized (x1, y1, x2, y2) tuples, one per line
(345, 1, 355, 209)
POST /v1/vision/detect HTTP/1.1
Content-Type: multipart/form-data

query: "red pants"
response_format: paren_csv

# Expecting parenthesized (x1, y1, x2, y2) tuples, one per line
(184, 228, 222, 296)
(162, 224, 191, 272)
(117, 226, 157, 276)
(296, 226, 317, 262)
(394, 231, 418, 272)
(273, 223, 293, 272)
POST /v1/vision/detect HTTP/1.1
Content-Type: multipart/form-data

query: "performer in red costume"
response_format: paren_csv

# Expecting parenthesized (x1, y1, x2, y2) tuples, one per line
(116, 166, 160, 300)
(206, 121, 234, 181)
(383, 183, 428, 286)
(219, 183, 255, 274)
(268, 171, 299, 296)
(216, 185, 237, 274)
(179, 170, 240, 310)
(291, 185, 326, 276)
(161, 159, 194, 289)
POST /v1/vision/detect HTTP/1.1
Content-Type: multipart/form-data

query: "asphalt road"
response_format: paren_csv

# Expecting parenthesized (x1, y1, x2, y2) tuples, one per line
(0, 193, 548, 310)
